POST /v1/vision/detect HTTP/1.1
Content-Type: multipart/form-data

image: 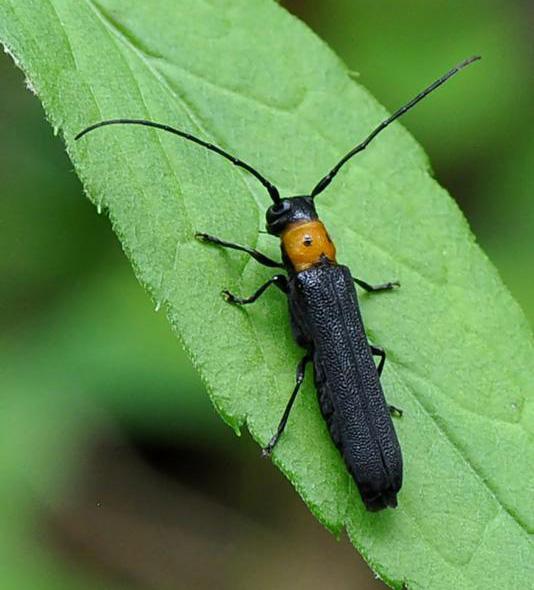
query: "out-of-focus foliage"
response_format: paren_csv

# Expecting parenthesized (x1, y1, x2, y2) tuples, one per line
(0, 1, 531, 590)
(480, 137, 534, 323)
(290, 0, 530, 162)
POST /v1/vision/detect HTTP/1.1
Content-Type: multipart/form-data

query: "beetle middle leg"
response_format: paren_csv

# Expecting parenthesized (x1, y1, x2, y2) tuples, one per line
(223, 274, 287, 305)
(262, 353, 312, 456)
(196, 232, 283, 268)
(370, 344, 386, 377)
(370, 344, 403, 417)
(353, 277, 400, 292)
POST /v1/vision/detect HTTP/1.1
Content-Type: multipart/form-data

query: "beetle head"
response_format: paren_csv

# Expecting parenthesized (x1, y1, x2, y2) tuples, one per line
(266, 196, 318, 235)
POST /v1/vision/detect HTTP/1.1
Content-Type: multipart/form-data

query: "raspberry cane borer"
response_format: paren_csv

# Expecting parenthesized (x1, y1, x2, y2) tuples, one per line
(76, 56, 480, 511)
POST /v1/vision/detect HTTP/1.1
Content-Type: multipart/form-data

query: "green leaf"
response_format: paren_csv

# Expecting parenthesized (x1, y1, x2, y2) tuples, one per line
(1, 1, 532, 588)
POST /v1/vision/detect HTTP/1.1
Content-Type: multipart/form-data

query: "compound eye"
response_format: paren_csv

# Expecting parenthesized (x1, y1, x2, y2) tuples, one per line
(276, 200, 291, 214)
(266, 199, 291, 226)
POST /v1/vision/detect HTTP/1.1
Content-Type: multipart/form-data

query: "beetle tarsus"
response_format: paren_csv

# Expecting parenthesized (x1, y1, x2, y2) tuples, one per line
(389, 405, 403, 418)
(221, 289, 237, 304)
(261, 441, 275, 458)
(354, 277, 400, 292)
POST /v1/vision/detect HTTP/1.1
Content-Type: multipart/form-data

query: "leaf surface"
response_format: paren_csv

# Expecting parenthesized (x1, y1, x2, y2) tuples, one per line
(0, 1, 532, 587)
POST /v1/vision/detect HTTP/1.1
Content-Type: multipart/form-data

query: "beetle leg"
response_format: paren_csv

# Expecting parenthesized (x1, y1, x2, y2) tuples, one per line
(370, 345, 403, 417)
(223, 274, 287, 305)
(353, 277, 400, 292)
(196, 232, 283, 268)
(389, 405, 403, 418)
(370, 344, 386, 377)
(262, 353, 311, 456)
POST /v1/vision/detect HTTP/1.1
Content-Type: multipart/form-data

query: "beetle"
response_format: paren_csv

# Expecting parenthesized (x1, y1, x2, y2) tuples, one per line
(76, 56, 480, 511)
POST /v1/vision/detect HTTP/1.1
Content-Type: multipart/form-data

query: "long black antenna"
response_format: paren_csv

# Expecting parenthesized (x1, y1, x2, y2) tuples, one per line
(310, 56, 481, 199)
(75, 119, 281, 204)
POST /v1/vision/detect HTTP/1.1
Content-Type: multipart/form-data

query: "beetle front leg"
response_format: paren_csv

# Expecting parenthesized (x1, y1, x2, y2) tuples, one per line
(196, 232, 283, 268)
(353, 277, 400, 292)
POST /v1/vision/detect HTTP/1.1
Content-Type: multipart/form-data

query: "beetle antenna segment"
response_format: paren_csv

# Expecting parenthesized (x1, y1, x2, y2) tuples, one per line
(75, 118, 281, 204)
(310, 55, 481, 199)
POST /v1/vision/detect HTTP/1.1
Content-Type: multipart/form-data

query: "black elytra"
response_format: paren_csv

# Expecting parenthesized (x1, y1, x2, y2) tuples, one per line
(76, 56, 480, 511)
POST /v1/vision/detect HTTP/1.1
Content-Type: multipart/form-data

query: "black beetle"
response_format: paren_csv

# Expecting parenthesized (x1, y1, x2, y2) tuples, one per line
(76, 56, 480, 510)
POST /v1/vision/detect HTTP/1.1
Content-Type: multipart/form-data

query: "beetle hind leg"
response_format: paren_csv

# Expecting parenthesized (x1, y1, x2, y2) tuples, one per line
(262, 353, 311, 456)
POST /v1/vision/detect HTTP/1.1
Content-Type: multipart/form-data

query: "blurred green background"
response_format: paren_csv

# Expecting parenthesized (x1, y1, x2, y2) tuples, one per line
(0, 2, 531, 589)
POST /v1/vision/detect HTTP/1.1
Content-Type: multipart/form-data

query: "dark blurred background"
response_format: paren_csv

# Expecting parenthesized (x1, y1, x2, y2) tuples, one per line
(0, 2, 532, 589)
